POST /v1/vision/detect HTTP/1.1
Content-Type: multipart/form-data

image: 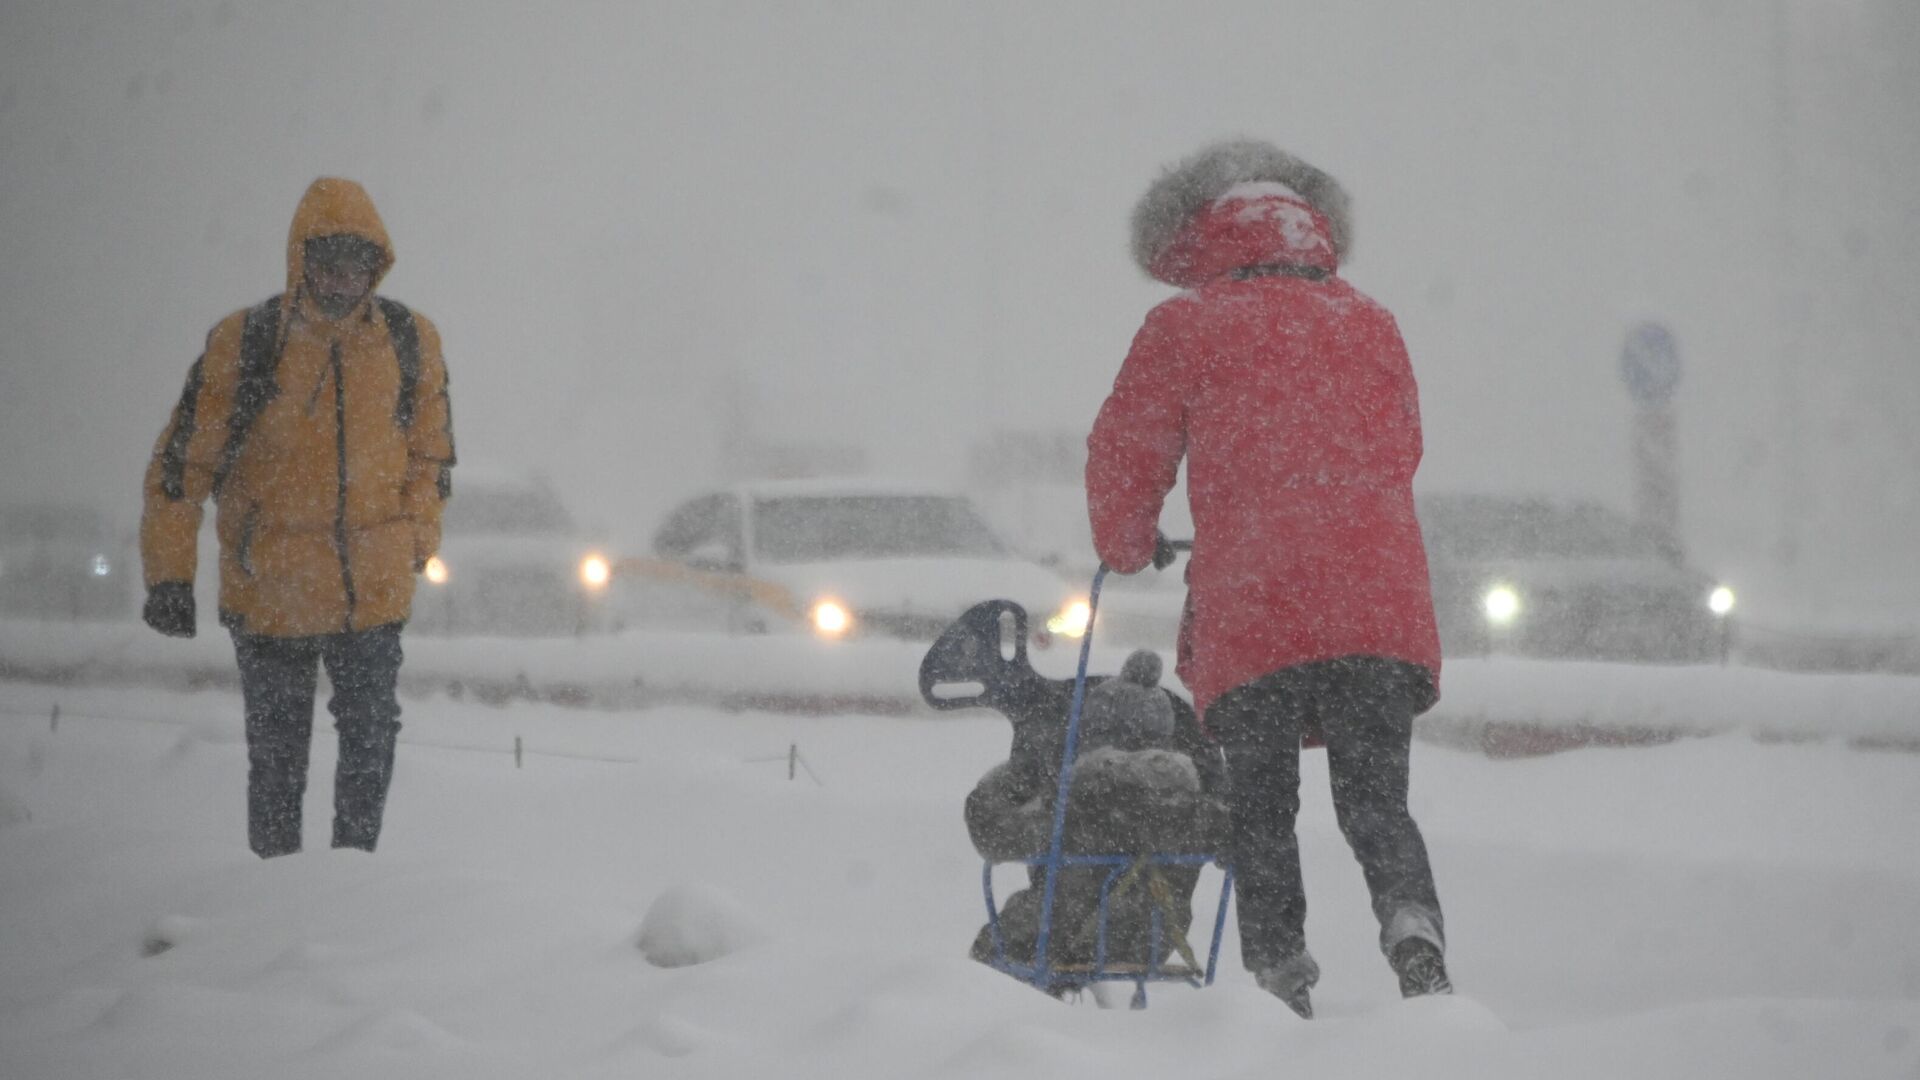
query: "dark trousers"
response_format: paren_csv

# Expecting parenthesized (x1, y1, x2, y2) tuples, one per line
(233, 623, 405, 858)
(1208, 657, 1444, 981)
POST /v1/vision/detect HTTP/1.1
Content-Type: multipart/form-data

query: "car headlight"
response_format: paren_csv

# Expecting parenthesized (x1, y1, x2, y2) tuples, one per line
(1708, 585, 1736, 617)
(1046, 597, 1093, 638)
(809, 598, 854, 639)
(90, 554, 112, 577)
(1483, 584, 1521, 625)
(422, 555, 450, 585)
(579, 553, 612, 591)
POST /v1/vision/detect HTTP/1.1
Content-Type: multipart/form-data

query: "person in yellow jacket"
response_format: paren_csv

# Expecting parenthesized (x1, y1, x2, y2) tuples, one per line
(140, 178, 454, 858)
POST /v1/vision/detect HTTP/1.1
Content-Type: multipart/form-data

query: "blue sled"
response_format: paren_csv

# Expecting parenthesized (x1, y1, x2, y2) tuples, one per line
(921, 540, 1235, 1008)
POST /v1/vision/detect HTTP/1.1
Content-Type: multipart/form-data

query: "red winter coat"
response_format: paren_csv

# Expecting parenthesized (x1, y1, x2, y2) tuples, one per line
(1087, 183, 1441, 719)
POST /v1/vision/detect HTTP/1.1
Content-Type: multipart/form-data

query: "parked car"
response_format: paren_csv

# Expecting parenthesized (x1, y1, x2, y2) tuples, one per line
(0, 502, 135, 620)
(623, 480, 1090, 646)
(408, 472, 617, 637)
(1087, 493, 1737, 665)
(1420, 494, 1734, 662)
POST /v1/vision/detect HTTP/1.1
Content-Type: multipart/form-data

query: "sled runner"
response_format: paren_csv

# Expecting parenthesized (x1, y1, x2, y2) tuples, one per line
(919, 541, 1234, 1008)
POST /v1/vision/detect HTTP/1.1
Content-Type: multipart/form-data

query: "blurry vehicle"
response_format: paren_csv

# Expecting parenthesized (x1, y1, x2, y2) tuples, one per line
(624, 480, 1089, 646)
(408, 472, 617, 637)
(1079, 494, 1738, 665)
(1420, 494, 1735, 662)
(0, 502, 135, 620)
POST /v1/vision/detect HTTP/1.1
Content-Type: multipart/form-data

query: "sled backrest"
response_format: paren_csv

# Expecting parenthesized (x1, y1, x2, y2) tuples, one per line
(918, 599, 1033, 712)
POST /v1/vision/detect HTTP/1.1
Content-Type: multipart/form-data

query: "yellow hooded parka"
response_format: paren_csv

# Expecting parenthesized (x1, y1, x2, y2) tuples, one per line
(141, 178, 455, 637)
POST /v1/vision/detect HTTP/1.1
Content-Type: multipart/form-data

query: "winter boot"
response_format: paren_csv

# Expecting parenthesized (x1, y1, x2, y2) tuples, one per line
(1390, 938, 1453, 998)
(1254, 966, 1315, 1019)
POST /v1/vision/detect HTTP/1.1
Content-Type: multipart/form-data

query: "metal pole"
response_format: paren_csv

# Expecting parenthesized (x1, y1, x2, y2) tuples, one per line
(1632, 404, 1681, 550)
(1203, 867, 1234, 986)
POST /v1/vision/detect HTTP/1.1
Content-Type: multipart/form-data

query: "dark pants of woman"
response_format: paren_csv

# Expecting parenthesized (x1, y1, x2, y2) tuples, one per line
(233, 623, 404, 858)
(1207, 656, 1443, 983)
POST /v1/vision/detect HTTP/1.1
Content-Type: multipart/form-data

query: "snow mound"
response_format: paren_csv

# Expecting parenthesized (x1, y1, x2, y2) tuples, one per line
(613, 1011, 712, 1058)
(314, 1007, 466, 1055)
(139, 915, 206, 958)
(634, 883, 768, 968)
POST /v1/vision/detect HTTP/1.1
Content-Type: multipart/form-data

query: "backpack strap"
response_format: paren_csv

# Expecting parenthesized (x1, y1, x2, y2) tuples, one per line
(211, 296, 285, 499)
(158, 356, 208, 500)
(209, 296, 421, 499)
(377, 297, 422, 430)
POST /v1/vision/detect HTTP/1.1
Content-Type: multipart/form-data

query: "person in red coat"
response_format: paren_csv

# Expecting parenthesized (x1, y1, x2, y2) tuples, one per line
(1087, 140, 1451, 1017)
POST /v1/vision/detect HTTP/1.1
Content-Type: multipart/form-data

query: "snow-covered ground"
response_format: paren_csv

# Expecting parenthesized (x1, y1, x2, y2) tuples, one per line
(2, 679, 1918, 1079)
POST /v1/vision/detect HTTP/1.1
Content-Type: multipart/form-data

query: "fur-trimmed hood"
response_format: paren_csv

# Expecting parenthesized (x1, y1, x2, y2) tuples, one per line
(1131, 140, 1352, 287)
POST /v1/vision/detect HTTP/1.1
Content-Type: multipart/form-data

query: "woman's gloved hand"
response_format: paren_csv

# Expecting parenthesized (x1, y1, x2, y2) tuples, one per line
(1152, 532, 1179, 571)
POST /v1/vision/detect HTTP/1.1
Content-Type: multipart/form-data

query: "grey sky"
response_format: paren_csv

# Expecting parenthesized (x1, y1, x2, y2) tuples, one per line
(2, 0, 1914, 627)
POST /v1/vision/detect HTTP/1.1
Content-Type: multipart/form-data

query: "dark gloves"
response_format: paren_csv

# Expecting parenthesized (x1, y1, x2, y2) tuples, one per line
(143, 581, 197, 638)
(1151, 532, 1179, 571)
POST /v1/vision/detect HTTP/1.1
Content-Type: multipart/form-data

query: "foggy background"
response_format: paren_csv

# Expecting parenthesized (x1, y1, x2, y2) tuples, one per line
(2, 0, 1915, 631)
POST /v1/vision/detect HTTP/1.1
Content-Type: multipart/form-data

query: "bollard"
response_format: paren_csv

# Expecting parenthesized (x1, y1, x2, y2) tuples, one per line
(793, 745, 823, 787)
(515, 735, 523, 769)
(747, 744, 821, 786)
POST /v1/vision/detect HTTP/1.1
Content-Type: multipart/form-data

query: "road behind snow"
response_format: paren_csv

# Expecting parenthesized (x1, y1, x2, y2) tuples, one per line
(2, 681, 1918, 1079)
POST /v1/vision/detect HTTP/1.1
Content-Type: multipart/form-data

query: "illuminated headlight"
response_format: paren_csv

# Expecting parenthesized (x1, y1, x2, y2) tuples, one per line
(810, 598, 854, 639)
(90, 554, 112, 577)
(422, 555, 450, 585)
(1046, 598, 1093, 639)
(1708, 585, 1736, 617)
(579, 553, 612, 591)
(1482, 585, 1521, 625)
